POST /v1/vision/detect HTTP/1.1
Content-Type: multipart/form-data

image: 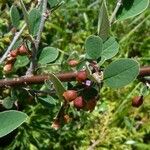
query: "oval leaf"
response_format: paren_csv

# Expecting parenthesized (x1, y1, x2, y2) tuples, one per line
(117, 0, 149, 20)
(2, 97, 14, 109)
(49, 73, 66, 101)
(0, 110, 28, 138)
(38, 95, 57, 108)
(104, 59, 139, 88)
(101, 37, 119, 60)
(10, 5, 20, 28)
(14, 55, 29, 70)
(85, 35, 103, 60)
(28, 8, 41, 36)
(39, 47, 59, 65)
(98, 1, 110, 41)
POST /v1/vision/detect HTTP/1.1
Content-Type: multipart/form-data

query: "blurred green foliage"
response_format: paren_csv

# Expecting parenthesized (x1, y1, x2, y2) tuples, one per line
(0, 0, 150, 150)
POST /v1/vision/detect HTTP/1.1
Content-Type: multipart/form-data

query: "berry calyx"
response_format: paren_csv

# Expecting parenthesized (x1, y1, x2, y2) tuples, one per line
(63, 90, 78, 102)
(132, 96, 143, 107)
(74, 96, 85, 109)
(68, 59, 79, 67)
(76, 71, 87, 82)
(18, 44, 28, 55)
(3, 63, 13, 73)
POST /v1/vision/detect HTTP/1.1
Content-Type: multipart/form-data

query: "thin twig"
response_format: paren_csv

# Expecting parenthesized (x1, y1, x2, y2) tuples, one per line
(26, 0, 48, 75)
(0, 67, 150, 87)
(0, 24, 26, 64)
(110, 0, 123, 24)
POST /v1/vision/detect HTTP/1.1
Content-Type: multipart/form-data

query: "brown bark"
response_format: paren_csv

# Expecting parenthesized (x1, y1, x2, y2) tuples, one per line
(0, 66, 149, 88)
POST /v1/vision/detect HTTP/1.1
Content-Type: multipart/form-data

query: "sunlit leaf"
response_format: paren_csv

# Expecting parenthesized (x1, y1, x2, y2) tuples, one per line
(49, 73, 66, 101)
(98, 1, 110, 41)
(10, 5, 20, 28)
(117, 0, 149, 20)
(0, 110, 28, 138)
(38, 47, 59, 65)
(28, 8, 41, 36)
(104, 58, 139, 88)
(85, 35, 103, 60)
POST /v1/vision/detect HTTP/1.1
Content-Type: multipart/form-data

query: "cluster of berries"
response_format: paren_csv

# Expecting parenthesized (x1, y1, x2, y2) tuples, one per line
(3, 44, 30, 73)
(63, 70, 98, 112)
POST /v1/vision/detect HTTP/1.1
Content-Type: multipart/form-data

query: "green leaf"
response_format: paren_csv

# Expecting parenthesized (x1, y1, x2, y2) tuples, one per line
(10, 5, 20, 29)
(2, 97, 14, 109)
(104, 58, 139, 88)
(38, 47, 59, 65)
(101, 37, 119, 60)
(14, 55, 29, 70)
(117, 0, 149, 21)
(20, 0, 30, 30)
(48, 0, 59, 7)
(97, 1, 110, 41)
(38, 96, 57, 108)
(85, 35, 103, 60)
(28, 8, 41, 36)
(0, 110, 28, 138)
(49, 73, 66, 101)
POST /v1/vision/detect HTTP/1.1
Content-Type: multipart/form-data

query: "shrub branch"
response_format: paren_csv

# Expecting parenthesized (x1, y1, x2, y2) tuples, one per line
(0, 67, 150, 88)
(26, 0, 48, 75)
(110, 0, 123, 24)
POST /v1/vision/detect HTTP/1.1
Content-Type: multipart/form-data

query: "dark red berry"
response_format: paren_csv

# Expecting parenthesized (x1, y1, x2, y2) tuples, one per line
(74, 96, 85, 109)
(85, 99, 97, 112)
(132, 96, 143, 107)
(63, 90, 78, 102)
(68, 59, 79, 67)
(76, 71, 87, 82)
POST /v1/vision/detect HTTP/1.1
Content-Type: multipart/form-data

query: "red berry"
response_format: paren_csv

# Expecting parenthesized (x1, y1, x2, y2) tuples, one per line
(18, 44, 28, 55)
(68, 59, 79, 67)
(132, 96, 143, 107)
(85, 99, 97, 112)
(63, 90, 78, 102)
(3, 63, 13, 73)
(10, 49, 18, 57)
(74, 96, 85, 109)
(76, 71, 87, 82)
